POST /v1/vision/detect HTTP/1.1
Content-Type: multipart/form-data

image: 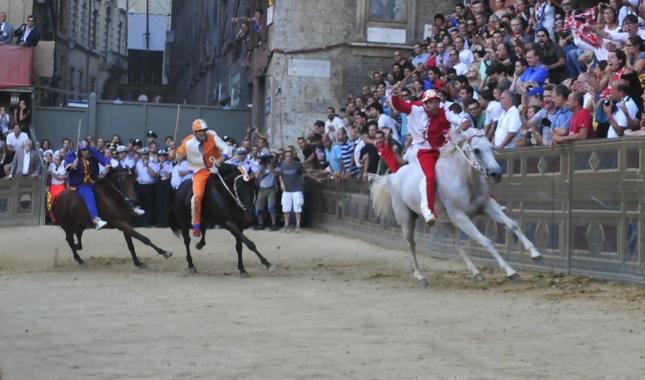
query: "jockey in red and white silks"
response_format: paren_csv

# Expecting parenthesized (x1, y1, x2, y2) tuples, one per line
(391, 88, 450, 225)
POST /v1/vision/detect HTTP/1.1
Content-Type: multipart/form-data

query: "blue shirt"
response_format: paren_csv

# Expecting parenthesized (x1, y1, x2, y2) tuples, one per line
(64, 147, 110, 186)
(325, 144, 343, 173)
(520, 64, 549, 96)
(552, 107, 573, 132)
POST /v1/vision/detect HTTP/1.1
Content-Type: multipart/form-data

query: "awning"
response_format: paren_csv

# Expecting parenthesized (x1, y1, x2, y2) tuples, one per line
(0, 44, 33, 88)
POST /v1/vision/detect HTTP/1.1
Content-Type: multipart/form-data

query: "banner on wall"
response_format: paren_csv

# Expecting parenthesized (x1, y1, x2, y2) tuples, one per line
(0, 45, 33, 88)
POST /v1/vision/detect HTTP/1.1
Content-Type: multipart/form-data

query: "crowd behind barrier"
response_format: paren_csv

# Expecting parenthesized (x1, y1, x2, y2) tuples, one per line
(3, 0, 645, 231)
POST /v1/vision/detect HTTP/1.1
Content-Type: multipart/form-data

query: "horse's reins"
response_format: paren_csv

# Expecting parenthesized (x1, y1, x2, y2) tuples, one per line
(447, 131, 487, 177)
(106, 171, 136, 206)
(210, 157, 250, 211)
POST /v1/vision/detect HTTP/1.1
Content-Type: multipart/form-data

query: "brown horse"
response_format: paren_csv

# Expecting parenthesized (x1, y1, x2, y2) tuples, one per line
(52, 169, 173, 267)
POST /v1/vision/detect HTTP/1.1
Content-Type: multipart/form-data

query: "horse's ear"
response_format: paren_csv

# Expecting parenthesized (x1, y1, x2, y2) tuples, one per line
(448, 128, 466, 145)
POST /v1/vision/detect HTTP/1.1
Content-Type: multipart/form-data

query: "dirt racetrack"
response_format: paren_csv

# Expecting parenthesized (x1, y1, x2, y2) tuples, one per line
(1, 226, 644, 379)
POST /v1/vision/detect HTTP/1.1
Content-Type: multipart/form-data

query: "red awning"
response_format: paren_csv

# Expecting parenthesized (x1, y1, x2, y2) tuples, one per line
(0, 44, 33, 88)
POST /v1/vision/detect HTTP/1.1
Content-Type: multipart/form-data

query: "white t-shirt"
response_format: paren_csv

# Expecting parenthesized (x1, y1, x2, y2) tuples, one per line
(135, 160, 159, 184)
(608, 96, 639, 138)
(49, 162, 67, 185)
(485, 101, 504, 126)
(22, 150, 31, 175)
(495, 106, 521, 149)
(378, 113, 399, 142)
(6, 132, 28, 151)
(353, 138, 366, 168)
(325, 117, 344, 135)
(171, 160, 192, 189)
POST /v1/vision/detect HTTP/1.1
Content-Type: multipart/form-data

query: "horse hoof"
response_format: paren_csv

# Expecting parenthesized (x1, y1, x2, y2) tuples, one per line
(187, 267, 197, 274)
(507, 272, 521, 282)
(162, 250, 173, 259)
(136, 262, 148, 270)
(474, 273, 486, 282)
(265, 263, 274, 272)
(240, 272, 250, 278)
(418, 278, 430, 287)
(531, 255, 544, 263)
(195, 241, 205, 250)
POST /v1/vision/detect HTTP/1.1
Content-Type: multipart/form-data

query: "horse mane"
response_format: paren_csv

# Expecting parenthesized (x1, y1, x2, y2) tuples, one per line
(95, 166, 131, 186)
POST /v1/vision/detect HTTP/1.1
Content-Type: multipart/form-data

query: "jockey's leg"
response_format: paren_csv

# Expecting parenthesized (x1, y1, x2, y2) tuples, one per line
(78, 184, 107, 229)
(190, 170, 210, 237)
(417, 149, 439, 225)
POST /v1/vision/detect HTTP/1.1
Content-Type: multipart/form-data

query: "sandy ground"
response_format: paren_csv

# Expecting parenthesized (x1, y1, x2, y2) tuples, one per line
(0, 226, 644, 380)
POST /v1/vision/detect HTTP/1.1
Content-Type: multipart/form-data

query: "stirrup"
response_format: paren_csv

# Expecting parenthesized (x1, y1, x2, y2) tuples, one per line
(192, 224, 201, 237)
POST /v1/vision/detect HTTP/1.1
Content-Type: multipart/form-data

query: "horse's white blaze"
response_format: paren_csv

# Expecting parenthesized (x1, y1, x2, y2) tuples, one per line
(370, 128, 541, 283)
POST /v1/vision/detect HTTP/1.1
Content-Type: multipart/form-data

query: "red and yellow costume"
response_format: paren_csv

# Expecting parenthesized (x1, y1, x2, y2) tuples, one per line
(175, 119, 228, 236)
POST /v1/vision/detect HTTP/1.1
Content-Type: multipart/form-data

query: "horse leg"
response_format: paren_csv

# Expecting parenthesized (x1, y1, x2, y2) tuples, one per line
(456, 245, 485, 281)
(235, 235, 249, 278)
(448, 210, 518, 280)
(182, 228, 197, 273)
(195, 226, 206, 250)
(401, 212, 428, 286)
(111, 220, 173, 259)
(74, 230, 84, 251)
(483, 200, 542, 261)
(65, 230, 84, 265)
(123, 232, 145, 268)
(224, 222, 272, 271)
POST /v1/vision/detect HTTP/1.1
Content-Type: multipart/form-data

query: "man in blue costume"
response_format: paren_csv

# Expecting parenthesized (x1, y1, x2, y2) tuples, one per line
(65, 141, 111, 229)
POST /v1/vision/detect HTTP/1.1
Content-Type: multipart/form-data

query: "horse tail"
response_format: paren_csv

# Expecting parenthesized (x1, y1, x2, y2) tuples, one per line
(370, 174, 393, 220)
(167, 188, 182, 237)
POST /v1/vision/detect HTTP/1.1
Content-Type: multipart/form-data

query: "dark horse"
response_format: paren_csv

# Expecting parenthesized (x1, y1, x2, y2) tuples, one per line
(52, 169, 173, 267)
(168, 164, 272, 276)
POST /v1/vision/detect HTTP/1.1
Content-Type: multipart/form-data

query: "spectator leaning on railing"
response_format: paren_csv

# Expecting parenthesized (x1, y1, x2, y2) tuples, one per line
(0, 11, 13, 44)
(8, 139, 41, 178)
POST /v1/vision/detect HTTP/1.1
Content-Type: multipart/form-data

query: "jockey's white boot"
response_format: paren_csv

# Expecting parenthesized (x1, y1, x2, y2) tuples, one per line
(422, 210, 436, 226)
(133, 206, 145, 215)
(93, 217, 108, 230)
(419, 183, 436, 225)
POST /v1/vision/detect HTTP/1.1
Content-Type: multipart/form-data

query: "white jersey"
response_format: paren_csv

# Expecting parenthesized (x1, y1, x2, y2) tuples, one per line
(171, 160, 192, 189)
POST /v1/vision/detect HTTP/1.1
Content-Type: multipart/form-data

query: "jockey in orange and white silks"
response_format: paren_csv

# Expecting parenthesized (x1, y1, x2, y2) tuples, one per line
(174, 119, 229, 237)
(390, 88, 450, 225)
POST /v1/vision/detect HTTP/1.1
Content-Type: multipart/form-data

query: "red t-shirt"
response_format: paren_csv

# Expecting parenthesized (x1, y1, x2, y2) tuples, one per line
(570, 108, 594, 139)
(376, 142, 401, 173)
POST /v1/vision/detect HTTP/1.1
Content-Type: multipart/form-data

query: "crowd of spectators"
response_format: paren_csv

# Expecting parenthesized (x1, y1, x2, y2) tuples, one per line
(0, 126, 306, 232)
(291, 0, 645, 181)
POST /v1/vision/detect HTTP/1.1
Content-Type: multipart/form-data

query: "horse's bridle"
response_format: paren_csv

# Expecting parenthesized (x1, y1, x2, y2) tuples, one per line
(107, 171, 136, 207)
(450, 131, 488, 178)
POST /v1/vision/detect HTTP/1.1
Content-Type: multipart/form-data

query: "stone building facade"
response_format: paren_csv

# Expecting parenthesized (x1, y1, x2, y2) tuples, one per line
(52, 0, 128, 99)
(169, 0, 451, 147)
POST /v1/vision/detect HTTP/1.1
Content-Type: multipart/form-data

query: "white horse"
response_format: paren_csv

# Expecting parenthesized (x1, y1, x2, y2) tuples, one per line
(371, 128, 542, 285)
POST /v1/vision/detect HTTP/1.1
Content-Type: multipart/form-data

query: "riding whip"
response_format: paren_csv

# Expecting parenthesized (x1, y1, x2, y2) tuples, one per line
(173, 104, 180, 143)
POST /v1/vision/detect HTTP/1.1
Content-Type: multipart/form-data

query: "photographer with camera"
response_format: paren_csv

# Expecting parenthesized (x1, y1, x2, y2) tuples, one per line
(604, 82, 639, 138)
(254, 152, 279, 231)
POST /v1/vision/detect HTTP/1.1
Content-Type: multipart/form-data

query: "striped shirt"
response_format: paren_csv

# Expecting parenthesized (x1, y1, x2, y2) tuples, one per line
(338, 140, 355, 175)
